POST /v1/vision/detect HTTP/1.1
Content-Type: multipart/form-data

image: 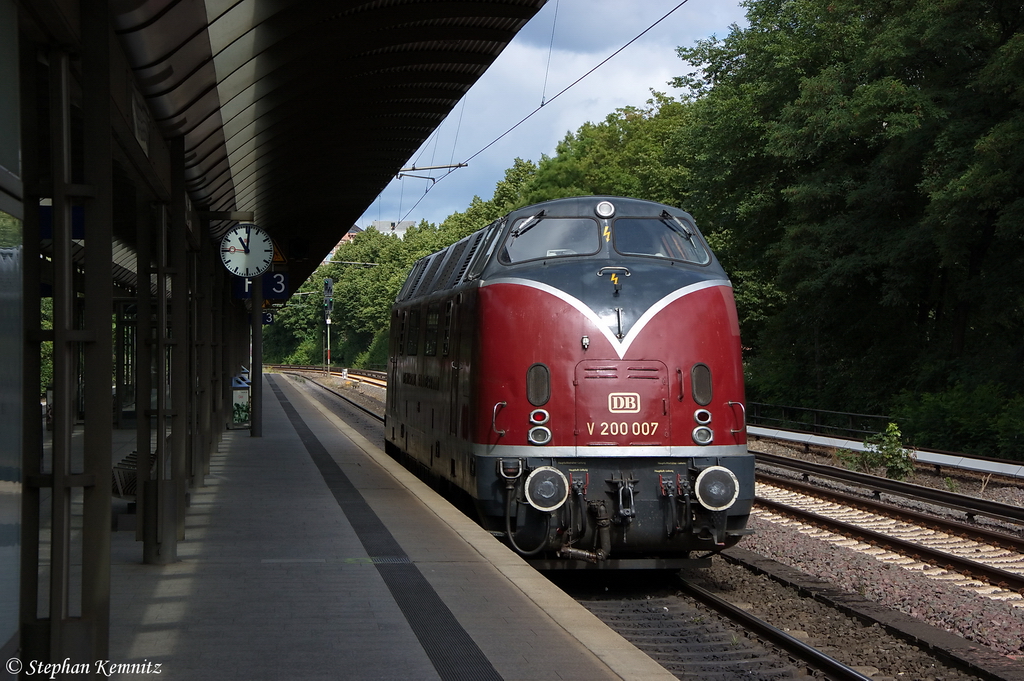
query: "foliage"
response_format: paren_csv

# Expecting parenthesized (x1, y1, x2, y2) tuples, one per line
(836, 422, 915, 479)
(864, 422, 916, 481)
(521, 93, 691, 207)
(40, 297, 52, 393)
(892, 384, 1024, 460)
(0, 210, 19, 247)
(672, 0, 1024, 420)
(353, 330, 389, 371)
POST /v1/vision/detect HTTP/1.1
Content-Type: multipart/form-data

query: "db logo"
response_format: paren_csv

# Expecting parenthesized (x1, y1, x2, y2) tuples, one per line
(608, 393, 641, 413)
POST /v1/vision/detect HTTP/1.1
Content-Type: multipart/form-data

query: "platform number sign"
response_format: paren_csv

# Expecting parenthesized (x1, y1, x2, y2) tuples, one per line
(324, 278, 333, 323)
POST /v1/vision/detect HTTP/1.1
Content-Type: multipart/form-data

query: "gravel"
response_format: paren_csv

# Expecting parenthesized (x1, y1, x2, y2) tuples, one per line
(746, 437, 1024, 659)
(687, 558, 984, 680)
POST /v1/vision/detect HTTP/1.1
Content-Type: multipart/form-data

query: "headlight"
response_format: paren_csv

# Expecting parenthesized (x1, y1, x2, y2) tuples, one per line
(695, 466, 739, 511)
(692, 426, 713, 445)
(524, 466, 569, 512)
(527, 425, 552, 445)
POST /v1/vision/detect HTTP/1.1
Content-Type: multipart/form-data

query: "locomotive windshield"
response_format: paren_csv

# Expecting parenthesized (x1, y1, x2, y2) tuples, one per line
(499, 217, 601, 264)
(613, 216, 711, 264)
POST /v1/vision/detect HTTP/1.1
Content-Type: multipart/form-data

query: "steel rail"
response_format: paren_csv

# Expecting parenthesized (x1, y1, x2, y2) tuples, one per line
(758, 472, 1024, 555)
(676, 579, 875, 681)
(754, 496, 1024, 594)
(278, 370, 385, 423)
(754, 450, 1024, 525)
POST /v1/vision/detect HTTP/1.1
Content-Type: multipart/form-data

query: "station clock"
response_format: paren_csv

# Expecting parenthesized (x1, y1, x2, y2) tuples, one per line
(220, 223, 274, 278)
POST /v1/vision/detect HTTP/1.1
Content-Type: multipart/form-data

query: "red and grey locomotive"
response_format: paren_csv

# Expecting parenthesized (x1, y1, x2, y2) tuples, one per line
(385, 196, 753, 567)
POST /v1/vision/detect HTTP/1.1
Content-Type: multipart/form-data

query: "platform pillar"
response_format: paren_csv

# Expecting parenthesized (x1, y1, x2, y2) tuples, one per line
(251, 275, 263, 437)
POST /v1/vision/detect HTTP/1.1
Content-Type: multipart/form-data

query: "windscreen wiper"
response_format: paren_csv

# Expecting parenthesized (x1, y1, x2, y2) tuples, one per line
(510, 210, 546, 240)
(660, 210, 696, 245)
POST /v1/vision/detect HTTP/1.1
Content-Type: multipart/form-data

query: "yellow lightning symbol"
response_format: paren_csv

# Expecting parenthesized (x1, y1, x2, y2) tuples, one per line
(603, 225, 611, 242)
(610, 273, 619, 286)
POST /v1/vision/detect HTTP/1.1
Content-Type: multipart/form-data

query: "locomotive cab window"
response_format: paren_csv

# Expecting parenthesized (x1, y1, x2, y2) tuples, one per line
(499, 217, 600, 264)
(613, 216, 711, 264)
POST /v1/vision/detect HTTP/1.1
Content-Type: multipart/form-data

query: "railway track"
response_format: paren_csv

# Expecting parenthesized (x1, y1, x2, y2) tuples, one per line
(751, 448, 1024, 602)
(755, 450, 1024, 526)
(560, 561, 989, 681)
(579, 586, 873, 681)
(755, 481, 1024, 600)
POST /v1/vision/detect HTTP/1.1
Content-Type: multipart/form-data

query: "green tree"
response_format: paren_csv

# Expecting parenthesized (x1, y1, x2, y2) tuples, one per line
(522, 94, 690, 206)
(439, 158, 538, 239)
(673, 0, 1024, 414)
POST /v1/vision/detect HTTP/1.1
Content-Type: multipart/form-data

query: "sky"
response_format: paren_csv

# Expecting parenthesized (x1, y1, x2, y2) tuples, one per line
(356, 0, 749, 233)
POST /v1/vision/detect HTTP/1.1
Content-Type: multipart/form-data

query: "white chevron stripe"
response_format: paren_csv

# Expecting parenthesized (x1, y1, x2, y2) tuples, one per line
(479, 277, 732, 359)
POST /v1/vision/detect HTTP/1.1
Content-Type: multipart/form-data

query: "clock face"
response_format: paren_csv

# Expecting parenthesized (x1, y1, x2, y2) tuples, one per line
(220, 223, 274, 278)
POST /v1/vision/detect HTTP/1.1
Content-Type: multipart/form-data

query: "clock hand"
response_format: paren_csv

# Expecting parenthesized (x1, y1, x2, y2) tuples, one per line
(239, 236, 249, 254)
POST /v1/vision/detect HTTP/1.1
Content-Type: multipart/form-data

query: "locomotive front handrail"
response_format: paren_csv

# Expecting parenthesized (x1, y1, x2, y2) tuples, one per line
(597, 266, 631, 277)
(728, 401, 746, 434)
(492, 401, 507, 437)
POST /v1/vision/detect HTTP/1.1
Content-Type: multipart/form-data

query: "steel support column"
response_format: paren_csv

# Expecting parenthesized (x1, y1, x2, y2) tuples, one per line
(251, 276, 263, 437)
(80, 0, 114, 657)
(19, 33, 44, 663)
(190, 247, 204, 488)
(195, 242, 217, 482)
(43, 47, 80, 662)
(135, 196, 153, 548)
(144, 205, 176, 564)
(168, 137, 189, 539)
(211, 258, 226, 454)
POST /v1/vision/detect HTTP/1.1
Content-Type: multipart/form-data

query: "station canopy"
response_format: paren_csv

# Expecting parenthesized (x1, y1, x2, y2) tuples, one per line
(112, 0, 547, 290)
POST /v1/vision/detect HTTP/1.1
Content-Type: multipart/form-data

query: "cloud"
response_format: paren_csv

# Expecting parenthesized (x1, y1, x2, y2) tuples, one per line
(358, 0, 747, 230)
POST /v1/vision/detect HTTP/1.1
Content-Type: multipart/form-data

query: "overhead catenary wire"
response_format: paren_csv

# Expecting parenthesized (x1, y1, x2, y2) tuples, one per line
(393, 0, 694, 224)
(540, 0, 560, 106)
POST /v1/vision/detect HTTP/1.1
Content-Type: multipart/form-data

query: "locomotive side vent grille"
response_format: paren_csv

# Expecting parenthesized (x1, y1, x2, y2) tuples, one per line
(691, 363, 713, 406)
(627, 366, 660, 380)
(414, 252, 446, 298)
(583, 366, 618, 380)
(455, 231, 485, 283)
(438, 239, 469, 291)
(399, 259, 428, 301)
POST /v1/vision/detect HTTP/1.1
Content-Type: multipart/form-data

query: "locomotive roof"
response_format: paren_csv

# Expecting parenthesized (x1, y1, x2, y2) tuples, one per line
(395, 196, 727, 304)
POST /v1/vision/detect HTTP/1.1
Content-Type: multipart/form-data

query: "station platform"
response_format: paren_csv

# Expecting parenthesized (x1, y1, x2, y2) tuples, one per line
(107, 374, 675, 681)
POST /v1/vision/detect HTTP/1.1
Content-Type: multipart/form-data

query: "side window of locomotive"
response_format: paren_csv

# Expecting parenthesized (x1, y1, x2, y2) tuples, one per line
(405, 309, 421, 356)
(423, 304, 440, 356)
(499, 217, 600, 264)
(612, 217, 711, 264)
